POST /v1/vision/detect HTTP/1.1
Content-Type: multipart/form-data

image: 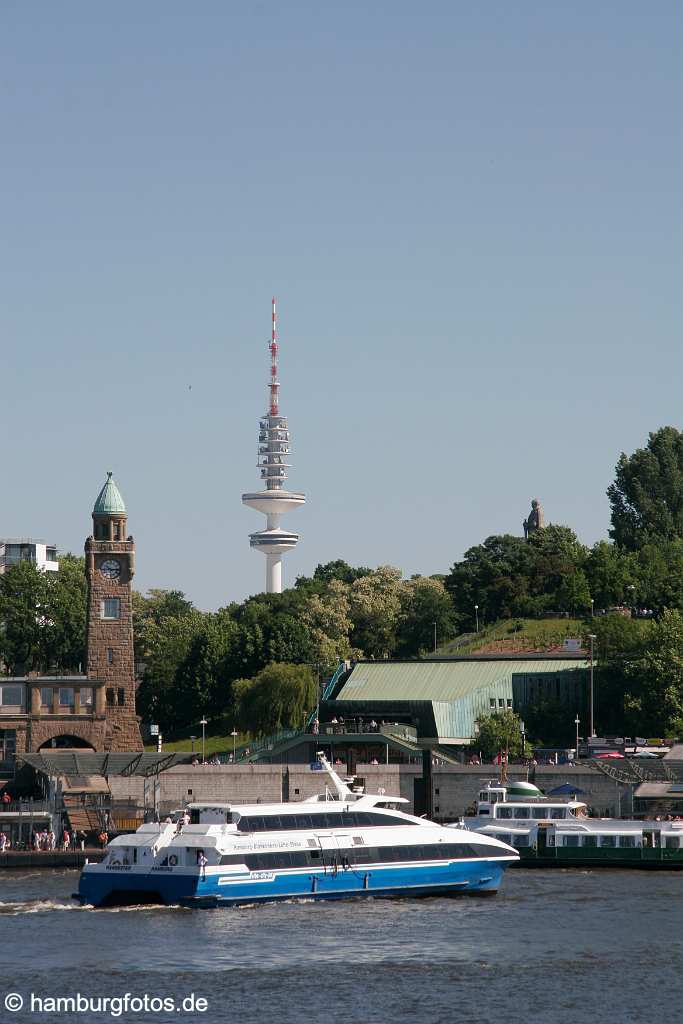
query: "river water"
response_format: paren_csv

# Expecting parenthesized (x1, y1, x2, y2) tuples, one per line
(0, 869, 681, 1024)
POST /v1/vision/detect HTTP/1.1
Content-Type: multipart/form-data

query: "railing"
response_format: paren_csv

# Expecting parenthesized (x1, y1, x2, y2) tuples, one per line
(236, 728, 301, 761)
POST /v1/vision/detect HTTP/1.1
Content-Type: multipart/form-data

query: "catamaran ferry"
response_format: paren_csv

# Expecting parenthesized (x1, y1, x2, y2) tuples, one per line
(77, 755, 517, 907)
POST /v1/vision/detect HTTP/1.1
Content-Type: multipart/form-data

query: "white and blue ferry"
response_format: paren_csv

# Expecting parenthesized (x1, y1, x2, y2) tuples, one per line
(77, 755, 518, 908)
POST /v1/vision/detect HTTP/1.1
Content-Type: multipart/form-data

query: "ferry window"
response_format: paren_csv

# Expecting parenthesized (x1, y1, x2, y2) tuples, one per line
(532, 808, 548, 819)
(294, 814, 315, 829)
(600, 835, 616, 848)
(665, 837, 680, 849)
(513, 808, 529, 819)
(513, 835, 530, 847)
(496, 834, 512, 846)
(582, 836, 598, 847)
(550, 808, 566, 819)
(619, 836, 635, 848)
(563, 835, 579, 847)
(479, 792, 488, 802)
(498, 807, 513, 819)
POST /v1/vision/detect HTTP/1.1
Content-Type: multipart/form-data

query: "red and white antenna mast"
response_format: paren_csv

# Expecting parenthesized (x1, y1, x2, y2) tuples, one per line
(269, 296, 279, 417)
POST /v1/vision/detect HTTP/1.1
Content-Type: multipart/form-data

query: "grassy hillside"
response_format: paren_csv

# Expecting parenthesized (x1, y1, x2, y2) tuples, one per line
(436, 617, 588, 657)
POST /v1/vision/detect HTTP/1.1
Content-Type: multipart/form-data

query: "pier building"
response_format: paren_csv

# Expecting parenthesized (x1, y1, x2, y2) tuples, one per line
(242, 299, 305, 593)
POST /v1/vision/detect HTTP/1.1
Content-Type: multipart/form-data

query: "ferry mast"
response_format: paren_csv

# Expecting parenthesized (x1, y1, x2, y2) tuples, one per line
(241, 299, 306, 594)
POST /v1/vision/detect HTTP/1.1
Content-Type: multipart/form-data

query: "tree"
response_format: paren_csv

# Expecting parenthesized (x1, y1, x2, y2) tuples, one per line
(0, 562, 49, 674)
(619, 609, 683, 736)
(136, 611, 208, 730)
(608, 427, 683, 550)
(42, 554, 87, 671)
(133, 588, 195, 662)
(233, 662, 317, 736)
(474, 710, 523, 760)
(301, 579, 354, 667)
(394, 576, 456, 657)
(348, 566, 403, 658)
(445, 535, 535, 627)
(584, 541, 633, 609)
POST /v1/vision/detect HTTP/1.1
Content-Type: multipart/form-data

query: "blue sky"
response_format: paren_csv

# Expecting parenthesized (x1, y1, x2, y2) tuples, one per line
(2, 2, 681, 609)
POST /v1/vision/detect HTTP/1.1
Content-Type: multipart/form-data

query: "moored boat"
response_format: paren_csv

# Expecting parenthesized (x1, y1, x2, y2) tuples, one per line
(459, 779, 683, 869)
(77, 755, 518, 907)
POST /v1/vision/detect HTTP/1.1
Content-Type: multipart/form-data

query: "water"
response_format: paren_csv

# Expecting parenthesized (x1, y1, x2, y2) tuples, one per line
(0, 869, 681, 1023)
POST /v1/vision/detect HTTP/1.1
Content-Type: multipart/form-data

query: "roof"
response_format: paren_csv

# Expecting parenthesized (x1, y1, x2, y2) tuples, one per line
(93, 472, 126, 515)
(634, 782, 683, 799)
(337, 659, 589, 703)
(663, 744, 683, 762)
(17, 752, 194, 777)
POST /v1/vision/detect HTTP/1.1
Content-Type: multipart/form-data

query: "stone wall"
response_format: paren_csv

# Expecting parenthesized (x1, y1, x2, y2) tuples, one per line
(108, 763, 633, 819)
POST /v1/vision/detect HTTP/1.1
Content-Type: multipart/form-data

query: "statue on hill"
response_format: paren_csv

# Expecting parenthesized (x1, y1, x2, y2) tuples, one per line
(523, 498, 545, 540)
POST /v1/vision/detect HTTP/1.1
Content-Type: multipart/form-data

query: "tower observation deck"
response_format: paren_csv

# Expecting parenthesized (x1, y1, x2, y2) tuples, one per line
(241, 299, 306, 594)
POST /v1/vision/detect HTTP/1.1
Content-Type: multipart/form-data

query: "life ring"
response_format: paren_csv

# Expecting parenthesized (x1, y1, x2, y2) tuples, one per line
(168, 854, 178, 866)
(110, 858, 121, 865)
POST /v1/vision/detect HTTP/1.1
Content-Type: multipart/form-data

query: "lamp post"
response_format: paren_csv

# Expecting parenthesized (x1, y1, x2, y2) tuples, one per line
(587, 635, 597, 738)
(231, 729, 238, 761)
(474, 604, 479, 634)
(590, 597, 594, 618)
(433, 621, 437, 654)
(628, 584, 636, 615)
(190, 735, 196, 755)
(200, 717, 207, 763)
(520, 718, 526, 759)
(574, 715, 580, 761)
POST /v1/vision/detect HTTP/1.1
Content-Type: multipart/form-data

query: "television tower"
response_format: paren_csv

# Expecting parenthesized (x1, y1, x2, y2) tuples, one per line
(242, 299, 306, 593)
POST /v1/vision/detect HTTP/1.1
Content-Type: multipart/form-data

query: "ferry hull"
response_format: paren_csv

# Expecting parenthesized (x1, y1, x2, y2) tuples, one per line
(78, 858, 513, 908)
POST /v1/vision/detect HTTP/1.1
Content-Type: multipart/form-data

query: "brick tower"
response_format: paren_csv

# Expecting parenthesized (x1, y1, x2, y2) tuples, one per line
(84, 472, 143, 750)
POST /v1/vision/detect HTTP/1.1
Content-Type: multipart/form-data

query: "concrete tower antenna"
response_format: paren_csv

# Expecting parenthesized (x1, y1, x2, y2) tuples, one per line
(242, 299, 306, 593)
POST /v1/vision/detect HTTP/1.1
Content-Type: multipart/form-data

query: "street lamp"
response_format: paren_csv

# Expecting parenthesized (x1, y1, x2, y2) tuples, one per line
(628, 584, 636, 615)
(474, 604, 479, 633)
(590, 597, 594, 618)
(200, 717, 208, 763)
(520, 718, 526, 758)
(587, 635, 597, 738)
(574, 715, 580, 761)
(231, 728, 238, 761)
(189, 735, 197, 755)
(433, 621, 437, 654)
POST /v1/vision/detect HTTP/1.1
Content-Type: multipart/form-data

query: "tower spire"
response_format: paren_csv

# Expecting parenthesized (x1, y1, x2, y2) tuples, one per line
(242, 300, 306, 593)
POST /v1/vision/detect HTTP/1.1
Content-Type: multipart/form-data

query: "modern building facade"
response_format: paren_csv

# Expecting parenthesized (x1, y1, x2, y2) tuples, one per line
(0, 473, 143, 773)
(0, 539, 59, 574)
(322, 656, 590, 747)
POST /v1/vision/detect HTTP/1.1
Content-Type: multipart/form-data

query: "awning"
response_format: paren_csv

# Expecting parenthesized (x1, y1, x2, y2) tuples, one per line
(17, 752, 195, 778)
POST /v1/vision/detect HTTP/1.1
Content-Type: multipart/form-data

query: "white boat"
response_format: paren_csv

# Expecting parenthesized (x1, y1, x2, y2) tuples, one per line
(457, 779, 683, 868)
(77, 755, 518, 907)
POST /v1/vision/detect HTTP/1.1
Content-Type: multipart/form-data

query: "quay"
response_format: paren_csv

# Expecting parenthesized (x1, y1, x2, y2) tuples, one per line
(0, 849, 104, 869)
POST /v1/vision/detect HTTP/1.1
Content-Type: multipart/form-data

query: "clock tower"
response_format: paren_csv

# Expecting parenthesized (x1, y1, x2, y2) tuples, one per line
(85, 472, 143, 750)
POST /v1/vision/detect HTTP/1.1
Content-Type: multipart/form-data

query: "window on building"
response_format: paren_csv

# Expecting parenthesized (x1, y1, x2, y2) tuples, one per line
(0, 729, 17, 763)
(101, 599, 120, 620)
(46, 548, 57, 562)
(489, 699, 496, 710)
(106, 688, 116, 707)
(0, 685, 24, 707)
(506, 698, 513, 709)
(40, 687, 53, 708)
(107, 648, 114, 664)
(498, 699, 505, 708)
(117, 688, 126, 706)
(59, 688, 75, 707)
(80, 688, 93, 707)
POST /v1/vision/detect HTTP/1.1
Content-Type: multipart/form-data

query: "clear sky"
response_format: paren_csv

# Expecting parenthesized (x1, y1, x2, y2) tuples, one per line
(2, 2, 681, 610)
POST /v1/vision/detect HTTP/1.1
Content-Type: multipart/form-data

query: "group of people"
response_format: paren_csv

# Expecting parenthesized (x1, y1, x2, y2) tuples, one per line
(31, 828, 88, 851)
(190, 755, 222, 766)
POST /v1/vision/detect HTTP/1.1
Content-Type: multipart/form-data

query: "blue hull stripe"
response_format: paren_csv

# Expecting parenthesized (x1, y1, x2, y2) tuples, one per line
(78, 859, 511, 908)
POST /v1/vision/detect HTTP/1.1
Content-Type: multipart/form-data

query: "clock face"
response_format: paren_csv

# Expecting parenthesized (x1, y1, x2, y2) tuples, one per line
(100, 558, 121, 580)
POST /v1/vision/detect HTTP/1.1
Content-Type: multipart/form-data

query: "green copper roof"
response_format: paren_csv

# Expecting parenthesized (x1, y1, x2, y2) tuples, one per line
(93, 472, 126, 515)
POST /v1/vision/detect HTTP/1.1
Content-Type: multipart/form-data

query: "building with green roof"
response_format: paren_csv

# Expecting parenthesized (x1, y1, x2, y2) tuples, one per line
(323, 656, 589, 746)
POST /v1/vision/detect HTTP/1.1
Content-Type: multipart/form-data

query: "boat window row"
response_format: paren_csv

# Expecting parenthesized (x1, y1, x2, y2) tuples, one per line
(496, 807, 568, 820)
(234, 811, 416, 832)
(219, 842, 511, 870)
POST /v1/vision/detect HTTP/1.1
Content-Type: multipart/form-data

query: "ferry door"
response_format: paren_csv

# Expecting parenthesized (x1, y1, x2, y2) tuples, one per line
(537, 826, 548, 855)
(316, 835, 340, 875)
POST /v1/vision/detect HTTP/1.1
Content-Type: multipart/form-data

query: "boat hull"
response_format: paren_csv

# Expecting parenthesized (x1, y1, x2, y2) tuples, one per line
(77, 857, 513, 908)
